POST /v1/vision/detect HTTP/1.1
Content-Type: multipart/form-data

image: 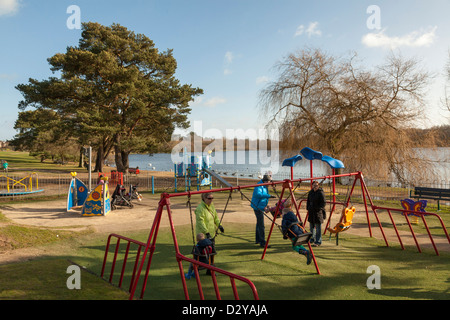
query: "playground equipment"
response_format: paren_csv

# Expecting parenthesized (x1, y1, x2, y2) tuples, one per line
(0, 172, 44, 196)
(98, 171, 123, 188)
(401, 199, 427, 225)
(67, 172, 88, 212)
(282, 148, 345, 232)
(100, 147, 449, 300)
(327, 206, 356, 245)
(328, 206, 356, 234)
(100, 171, 450, 300)
(81, 176, 111, 217)
(174, 150, 213, 191)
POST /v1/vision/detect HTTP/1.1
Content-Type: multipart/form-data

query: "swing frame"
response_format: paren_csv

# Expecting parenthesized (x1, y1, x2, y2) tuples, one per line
(101, 170, 449, 300)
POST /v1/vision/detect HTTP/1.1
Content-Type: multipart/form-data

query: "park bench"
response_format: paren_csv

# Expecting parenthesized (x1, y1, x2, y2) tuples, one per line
(410, 187, 450, 210)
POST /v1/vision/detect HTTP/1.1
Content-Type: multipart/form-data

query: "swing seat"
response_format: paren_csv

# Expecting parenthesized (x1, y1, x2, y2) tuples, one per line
(191, 245, 217, 269)
(327, 206, 355, 234)
(283, 221, 313, 245)
(293, 232, 313, 246)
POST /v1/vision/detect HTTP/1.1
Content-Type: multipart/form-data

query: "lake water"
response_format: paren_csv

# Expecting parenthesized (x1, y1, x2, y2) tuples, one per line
(129, 148, 450, 184)
(129, 150, 328, 180)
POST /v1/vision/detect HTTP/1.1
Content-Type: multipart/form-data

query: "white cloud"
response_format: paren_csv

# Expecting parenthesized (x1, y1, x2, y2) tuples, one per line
(0, 0, 21, 16)
(295, 21, 322, 38)
(256, 76, 269, 84)
(192, 96, 227, 108)
(204, 97, 226, 107)
(224, 51, 234, 64)
(223, 51, 235, 75)
(362, 26, 437, 49)
(0, 73, 18, 80)
(294, 25, 305, 37)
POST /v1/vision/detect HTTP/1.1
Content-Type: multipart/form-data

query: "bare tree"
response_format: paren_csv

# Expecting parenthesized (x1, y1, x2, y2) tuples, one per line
(259, 48, 436, 184)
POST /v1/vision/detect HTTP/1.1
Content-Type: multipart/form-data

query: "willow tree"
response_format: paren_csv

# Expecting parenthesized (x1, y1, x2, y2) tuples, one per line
(259, 48, 436, 184)
(15, 22, 203, 172)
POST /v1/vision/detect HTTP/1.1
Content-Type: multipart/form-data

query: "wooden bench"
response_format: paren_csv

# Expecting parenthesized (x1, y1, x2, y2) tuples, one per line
(410, 187, 450, 210)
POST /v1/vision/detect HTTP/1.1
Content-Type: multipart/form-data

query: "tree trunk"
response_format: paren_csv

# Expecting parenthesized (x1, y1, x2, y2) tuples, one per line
(114, 145, 126, 172)
(94, 145, 103, 172)
(78, 147, 84, 168)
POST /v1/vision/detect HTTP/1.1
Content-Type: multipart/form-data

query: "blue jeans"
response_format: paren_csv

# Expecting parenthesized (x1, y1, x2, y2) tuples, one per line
(309, 222, 322, 245)
(254, 209, 266, 245)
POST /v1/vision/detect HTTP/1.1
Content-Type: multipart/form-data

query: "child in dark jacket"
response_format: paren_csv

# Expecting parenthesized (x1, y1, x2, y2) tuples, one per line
(281, 199, 312, 265)
(185, 233, 214, 279)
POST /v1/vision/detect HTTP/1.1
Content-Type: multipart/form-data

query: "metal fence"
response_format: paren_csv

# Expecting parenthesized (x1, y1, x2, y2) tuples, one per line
(0, 171, 448, 207)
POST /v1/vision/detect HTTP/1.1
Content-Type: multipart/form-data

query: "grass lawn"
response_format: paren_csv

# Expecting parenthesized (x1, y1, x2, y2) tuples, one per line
(2, 222, 445, 300)
(0, 150, 82, 174)
(0, 151, 448, 301)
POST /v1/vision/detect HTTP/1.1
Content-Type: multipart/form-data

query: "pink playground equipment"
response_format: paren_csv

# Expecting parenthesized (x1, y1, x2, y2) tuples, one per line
(100, 148, 450, 300)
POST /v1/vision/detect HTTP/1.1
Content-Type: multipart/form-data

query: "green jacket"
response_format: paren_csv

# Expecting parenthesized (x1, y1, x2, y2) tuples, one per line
(195, 201, 220, 237)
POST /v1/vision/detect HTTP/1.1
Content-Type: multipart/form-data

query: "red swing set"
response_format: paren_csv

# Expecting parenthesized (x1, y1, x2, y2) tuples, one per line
(100, 151, 450, 300)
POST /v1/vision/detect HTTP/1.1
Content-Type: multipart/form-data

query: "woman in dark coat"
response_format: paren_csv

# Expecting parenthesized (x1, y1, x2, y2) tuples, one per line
(306, 181, 326, 246)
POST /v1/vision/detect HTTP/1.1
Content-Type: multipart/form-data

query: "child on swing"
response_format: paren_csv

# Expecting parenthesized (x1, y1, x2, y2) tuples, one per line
(185, 233, 214, 279)
(280, 199, 312, 265)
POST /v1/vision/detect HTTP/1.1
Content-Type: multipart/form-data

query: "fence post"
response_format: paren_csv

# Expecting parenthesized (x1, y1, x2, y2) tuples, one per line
(152, 176, 154, 194)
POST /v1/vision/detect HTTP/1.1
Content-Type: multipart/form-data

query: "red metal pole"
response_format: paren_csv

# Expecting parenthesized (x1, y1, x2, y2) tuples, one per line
(386, 209, 405, 250)
(140, 204, 164, 300)
(420, 215, 439, 256)
(359, 174, 389, 247)
(211, 271, 221, 300)
(166, 194, 192, 300)
(129, 194, 166, 300)
(109, 238, 121, 283)
(101, 234, 113, 278)
(404, 214, 421, 253)
(119, 242, 131, 288)
(129, 246, 142, 293)
(261, 184, 286, 260)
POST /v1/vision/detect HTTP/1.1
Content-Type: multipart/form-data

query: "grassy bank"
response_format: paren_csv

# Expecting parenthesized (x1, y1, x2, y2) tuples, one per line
(1, 219, 449, 300)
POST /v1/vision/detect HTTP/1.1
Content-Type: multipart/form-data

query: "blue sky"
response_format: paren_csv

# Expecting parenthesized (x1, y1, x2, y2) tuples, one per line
(0, 0, 449, 141)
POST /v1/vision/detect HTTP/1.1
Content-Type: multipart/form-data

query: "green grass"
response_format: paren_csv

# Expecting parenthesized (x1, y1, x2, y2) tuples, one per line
(63, 224, 450, 300)
(0, 151, 82, 174)
(0, 219, 449, 300)
(0, 151, 448, 300)
(0, 259, 129, 300)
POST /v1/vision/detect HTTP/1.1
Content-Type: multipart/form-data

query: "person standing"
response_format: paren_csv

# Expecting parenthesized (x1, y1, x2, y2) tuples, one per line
(251, 173, 273, 248)
(195, 192, 224, 270)
(195, 192, 224, 244)
(306, 180, 326, 247)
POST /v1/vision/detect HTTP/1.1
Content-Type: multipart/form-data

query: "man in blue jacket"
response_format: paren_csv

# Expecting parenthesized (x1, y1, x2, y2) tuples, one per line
(251, 173, 274, 248)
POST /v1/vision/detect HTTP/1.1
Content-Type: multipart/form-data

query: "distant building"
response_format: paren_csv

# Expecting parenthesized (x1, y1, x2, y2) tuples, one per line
(0, 141, 10, 150)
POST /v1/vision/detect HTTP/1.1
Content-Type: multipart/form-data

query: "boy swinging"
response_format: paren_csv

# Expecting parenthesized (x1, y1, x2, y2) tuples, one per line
(280, 199, 312, 265)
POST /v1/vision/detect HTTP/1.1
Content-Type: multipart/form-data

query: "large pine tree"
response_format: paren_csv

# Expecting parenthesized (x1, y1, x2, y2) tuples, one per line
(14, 22, 203, 172)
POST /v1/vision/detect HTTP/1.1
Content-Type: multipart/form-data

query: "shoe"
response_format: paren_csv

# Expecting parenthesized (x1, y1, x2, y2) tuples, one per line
(260, 243, 271, 248)
(305, 250, 312, 265)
